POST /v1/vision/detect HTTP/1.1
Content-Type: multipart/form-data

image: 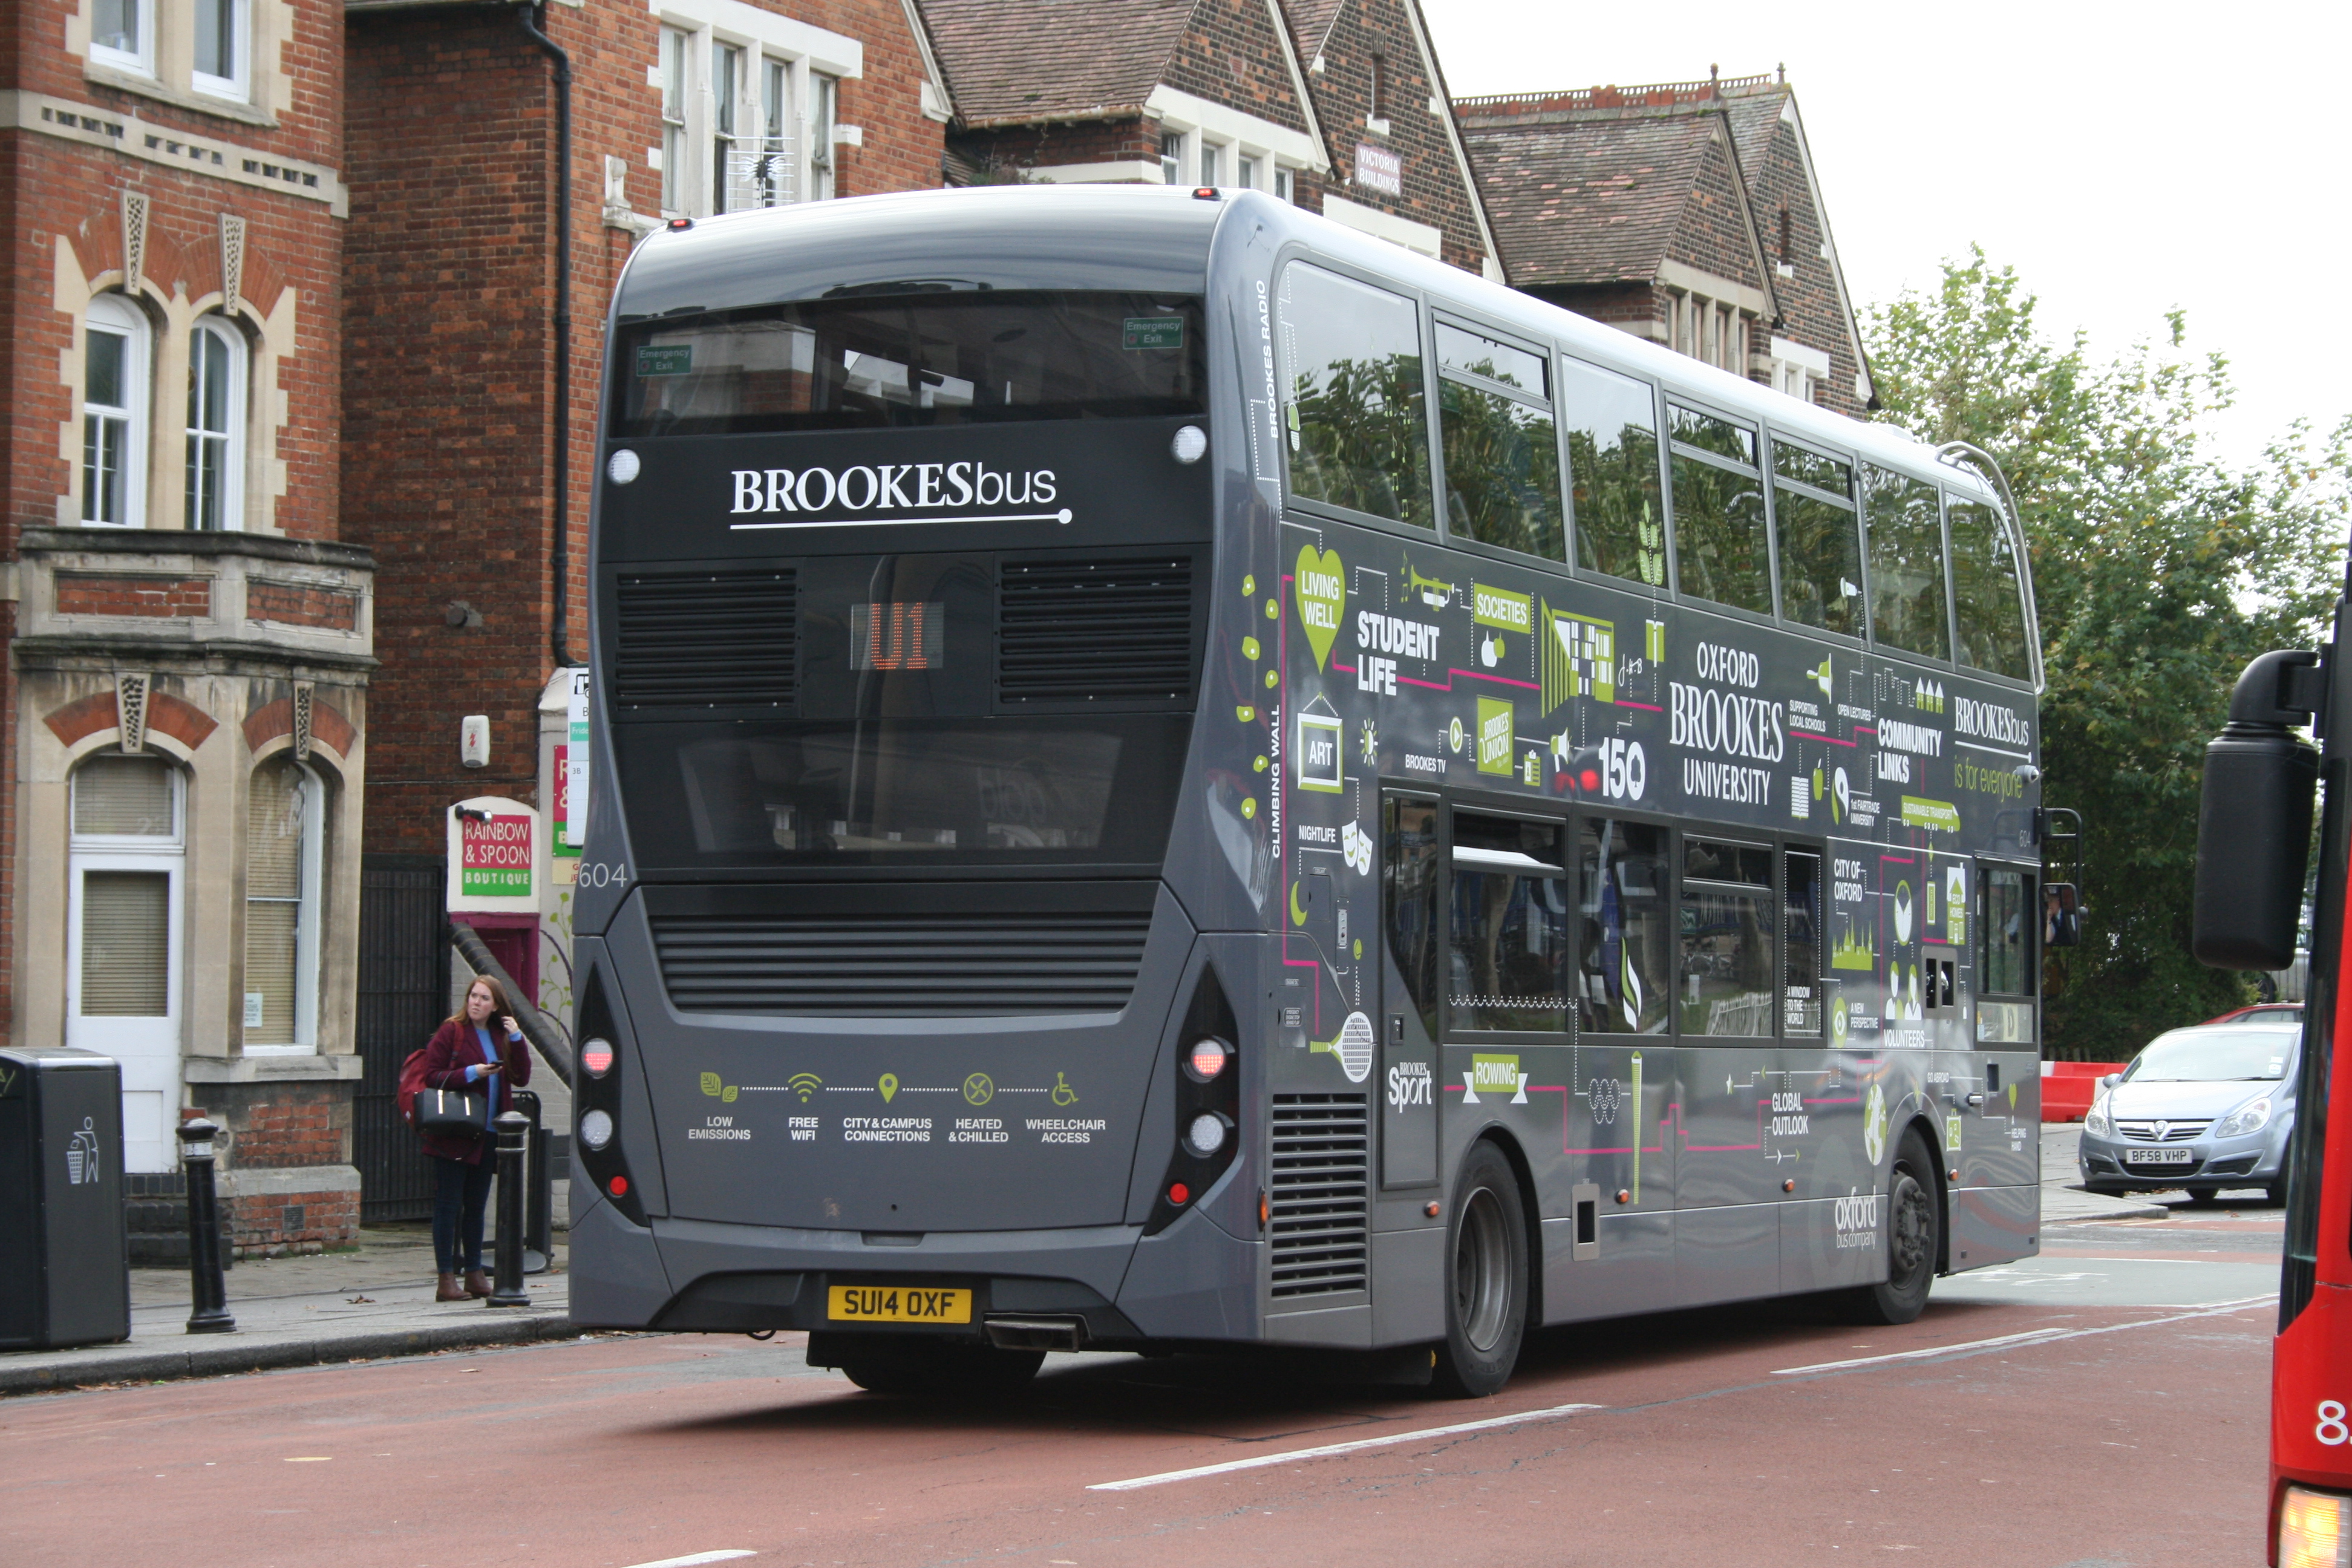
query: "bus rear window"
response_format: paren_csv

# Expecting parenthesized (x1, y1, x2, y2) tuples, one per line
(610, 290, 1206, 437)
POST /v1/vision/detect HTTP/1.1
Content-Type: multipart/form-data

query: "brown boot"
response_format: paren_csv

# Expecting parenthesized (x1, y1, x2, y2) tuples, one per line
(436, 1273, 466, 1302)
(463, 1269, 493, 1299)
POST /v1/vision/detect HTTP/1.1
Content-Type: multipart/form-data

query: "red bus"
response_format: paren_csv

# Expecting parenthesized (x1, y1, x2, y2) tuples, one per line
(2195, 612, 2352, 1564)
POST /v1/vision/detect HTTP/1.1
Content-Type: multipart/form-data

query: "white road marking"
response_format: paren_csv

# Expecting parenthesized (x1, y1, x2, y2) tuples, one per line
(618, 1553, 756, 1567)
(1771, 1295, 2277, 1375)
(1086, 1402, 1605, 1492)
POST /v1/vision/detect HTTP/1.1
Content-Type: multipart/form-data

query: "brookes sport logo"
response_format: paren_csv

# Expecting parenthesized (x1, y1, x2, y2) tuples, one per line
(727, 462, 1068, 529)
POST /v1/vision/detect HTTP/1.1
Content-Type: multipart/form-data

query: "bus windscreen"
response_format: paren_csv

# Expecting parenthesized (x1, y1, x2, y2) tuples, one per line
(610, 291, 1206, 437)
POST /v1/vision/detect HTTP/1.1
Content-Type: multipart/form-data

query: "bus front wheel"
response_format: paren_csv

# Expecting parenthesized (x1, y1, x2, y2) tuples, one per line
(1432, 1142, 1529, 1398)
(1842, 1128, 1939, 1326)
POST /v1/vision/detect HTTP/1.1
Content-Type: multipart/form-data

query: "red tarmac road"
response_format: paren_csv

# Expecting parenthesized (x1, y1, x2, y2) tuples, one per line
(0, 1213, 2281, 1568)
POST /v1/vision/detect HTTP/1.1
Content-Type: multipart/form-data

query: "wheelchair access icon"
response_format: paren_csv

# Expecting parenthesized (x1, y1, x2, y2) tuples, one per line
(1050, 1073, 1079, 1107)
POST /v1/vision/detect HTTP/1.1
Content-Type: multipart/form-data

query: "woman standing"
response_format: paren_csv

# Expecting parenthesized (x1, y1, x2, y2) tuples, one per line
(420, 975, 533, 1301)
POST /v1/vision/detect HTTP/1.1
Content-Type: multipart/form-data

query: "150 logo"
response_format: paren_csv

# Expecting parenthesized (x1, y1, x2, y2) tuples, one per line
(1596, 736, 1647, 800)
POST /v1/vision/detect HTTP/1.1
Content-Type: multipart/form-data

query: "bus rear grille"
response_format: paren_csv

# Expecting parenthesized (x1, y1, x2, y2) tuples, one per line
(648, 910, 1152, 1016)
(615, 569, 797, 709)
(998, 557, 1195, 703)
(1270, 1093, 1370, 1298)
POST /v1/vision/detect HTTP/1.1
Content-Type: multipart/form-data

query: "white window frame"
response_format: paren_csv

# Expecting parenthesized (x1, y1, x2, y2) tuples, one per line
(1160, 130, 1183, 186)
(83, 294, 151, 530)
(659, 25, 690, 214)
(711, 40, 743, 213)
(1274, 166, 1295, 203)
(1198, 139, 1221, 188)
(191, 0, 250, 103)
(186, 316, 246, 532)
(652, 4, 859, 218)
(89, 0, 155, 77)
(243, 759, 323, 1054)
(809, 70, 837, 202)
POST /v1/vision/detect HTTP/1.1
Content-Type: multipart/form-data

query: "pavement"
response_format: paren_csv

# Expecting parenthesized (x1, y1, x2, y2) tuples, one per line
(0, 1222, 575, 1396)
(0, 1127, 2261, 1399)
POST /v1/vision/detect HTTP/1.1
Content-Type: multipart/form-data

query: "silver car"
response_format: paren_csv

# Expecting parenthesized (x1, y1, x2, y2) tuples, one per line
(2076, 1019, 2300, 1203)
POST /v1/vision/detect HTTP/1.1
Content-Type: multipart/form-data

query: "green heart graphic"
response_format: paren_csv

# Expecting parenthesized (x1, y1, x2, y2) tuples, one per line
(1293, 545, 1345, 671)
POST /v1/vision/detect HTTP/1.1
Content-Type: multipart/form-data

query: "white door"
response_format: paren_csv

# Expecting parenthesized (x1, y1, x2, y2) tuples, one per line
(65, 756, 185, 1174)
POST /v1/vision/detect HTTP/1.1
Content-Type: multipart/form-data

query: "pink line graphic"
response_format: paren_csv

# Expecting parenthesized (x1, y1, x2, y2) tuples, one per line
(1396, 668, 1540, 693)
(1614, 699, 1664, 713)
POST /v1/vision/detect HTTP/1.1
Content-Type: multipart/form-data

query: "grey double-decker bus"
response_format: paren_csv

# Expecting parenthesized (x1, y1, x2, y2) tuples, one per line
(569, 186, 2049, 1396)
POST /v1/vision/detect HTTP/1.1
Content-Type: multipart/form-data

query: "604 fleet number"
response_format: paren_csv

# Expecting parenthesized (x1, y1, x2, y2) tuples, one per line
(578, 862, 630, 888)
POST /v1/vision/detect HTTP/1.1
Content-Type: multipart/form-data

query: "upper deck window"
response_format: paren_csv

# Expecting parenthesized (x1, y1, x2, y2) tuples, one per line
(610, 291, 1206, 437)
(1667, 403, 1770, 615)
(1436, 322, 1561, 561)
(1277, 263, 1432, 529)
(1864, 466, 1951, 661)
(1947, 496, 2033, 681)
(1560, 357, 1662, 587)
(1771, 440, 1863, 638)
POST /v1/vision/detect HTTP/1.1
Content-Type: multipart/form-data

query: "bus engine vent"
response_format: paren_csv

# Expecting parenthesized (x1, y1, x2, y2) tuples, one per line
(614, 569, 797, 710)
(648, 909, 1153, 1016)
(1269, 1093, 1371, 1298)
(997, 556, 1196, 705)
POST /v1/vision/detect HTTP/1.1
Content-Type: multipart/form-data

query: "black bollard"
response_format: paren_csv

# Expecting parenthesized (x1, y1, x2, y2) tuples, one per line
(488, 1111, 531, 1307)
(175, 1117, 235, 1335)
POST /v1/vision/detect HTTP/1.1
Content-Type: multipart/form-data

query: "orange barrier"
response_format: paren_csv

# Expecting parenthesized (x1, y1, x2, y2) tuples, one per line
(2039, 1060, 2128, 1122)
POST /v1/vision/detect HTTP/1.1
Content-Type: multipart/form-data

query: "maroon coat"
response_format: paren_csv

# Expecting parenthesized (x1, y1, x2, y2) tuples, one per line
(419, 1016, 533, 1164)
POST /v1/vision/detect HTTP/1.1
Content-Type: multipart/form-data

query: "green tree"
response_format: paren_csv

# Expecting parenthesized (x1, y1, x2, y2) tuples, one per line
(1866, 248, 2352, 1058)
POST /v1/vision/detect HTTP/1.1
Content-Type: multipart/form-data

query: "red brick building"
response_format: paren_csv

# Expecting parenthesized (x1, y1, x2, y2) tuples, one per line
(7, 0, 1893, 1243)
(342, 0, 952, 869)
(2, 0, 374, 1252)
(1457, 70, 1874, 414)
(921, 0, 1500, 276)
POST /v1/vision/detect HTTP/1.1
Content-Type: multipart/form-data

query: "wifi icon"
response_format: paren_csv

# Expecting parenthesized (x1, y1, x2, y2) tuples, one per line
(787, 1073, 822, 1102)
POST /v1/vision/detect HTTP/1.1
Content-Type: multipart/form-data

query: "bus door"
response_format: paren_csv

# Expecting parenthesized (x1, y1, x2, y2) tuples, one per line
(1380, 793, 1441, 1189)
(1564, 812, 1677, 1318)
(1779, 841, 1881, 1293)
(1672, 832, 1784, 1307)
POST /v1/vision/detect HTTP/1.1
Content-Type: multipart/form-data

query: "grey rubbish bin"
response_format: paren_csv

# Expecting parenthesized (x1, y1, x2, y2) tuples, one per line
(0, 1048, 131, 1350)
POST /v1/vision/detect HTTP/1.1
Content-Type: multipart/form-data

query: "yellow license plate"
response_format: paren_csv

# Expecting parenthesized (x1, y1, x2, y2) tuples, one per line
(827, 1285, 972, 1325)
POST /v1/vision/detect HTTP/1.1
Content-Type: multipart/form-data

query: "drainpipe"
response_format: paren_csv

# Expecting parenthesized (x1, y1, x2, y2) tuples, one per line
(515, 2, 580, 671)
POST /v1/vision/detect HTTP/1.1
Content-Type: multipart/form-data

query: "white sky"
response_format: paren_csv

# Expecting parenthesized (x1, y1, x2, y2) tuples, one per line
(1422, 0, 2348, 468)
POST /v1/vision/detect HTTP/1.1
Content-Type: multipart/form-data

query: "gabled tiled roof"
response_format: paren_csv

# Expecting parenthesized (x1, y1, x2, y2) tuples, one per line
(919, 0, 1197, 126)
(1716, 82, 1789, 211)
(1456, 100, 1725, 286)
(1281, 0, 1348, 62)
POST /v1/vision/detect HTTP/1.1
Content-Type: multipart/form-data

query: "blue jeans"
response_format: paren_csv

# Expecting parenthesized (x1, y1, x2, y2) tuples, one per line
(431, 1154, 495, 1273)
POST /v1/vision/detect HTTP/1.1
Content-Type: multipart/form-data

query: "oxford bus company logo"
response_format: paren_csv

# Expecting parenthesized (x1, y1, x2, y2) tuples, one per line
(1834, 1187, 1881, 1249)
(726, 462, 1069, 531)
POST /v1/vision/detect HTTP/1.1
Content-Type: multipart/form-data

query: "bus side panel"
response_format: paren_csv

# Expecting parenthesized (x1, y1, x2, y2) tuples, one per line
(1545, 1209, 1674, 1325)
(567, 1184, 676, 1328)
(1948, 1184, 2039, 1270)
(1116, 1204, 1263, 1340)
(1780, 1042, 1893, 1293)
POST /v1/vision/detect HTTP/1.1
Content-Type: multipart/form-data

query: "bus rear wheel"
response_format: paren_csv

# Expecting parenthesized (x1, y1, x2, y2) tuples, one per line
(829, 1338, 1045, 1397)
(1841, 1128, 1939, 1326)
(1432, 1142, 1529, 1398)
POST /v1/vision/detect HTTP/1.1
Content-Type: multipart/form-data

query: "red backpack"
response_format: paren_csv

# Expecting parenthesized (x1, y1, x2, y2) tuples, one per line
(396, 1047, 431, 1129)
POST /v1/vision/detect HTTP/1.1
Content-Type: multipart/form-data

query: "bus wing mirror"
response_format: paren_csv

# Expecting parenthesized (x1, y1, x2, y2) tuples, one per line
(2044, 882, 2084, 949)
(2194, 648, 2322, 971)
(2101, 1073, 2122, 1089)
